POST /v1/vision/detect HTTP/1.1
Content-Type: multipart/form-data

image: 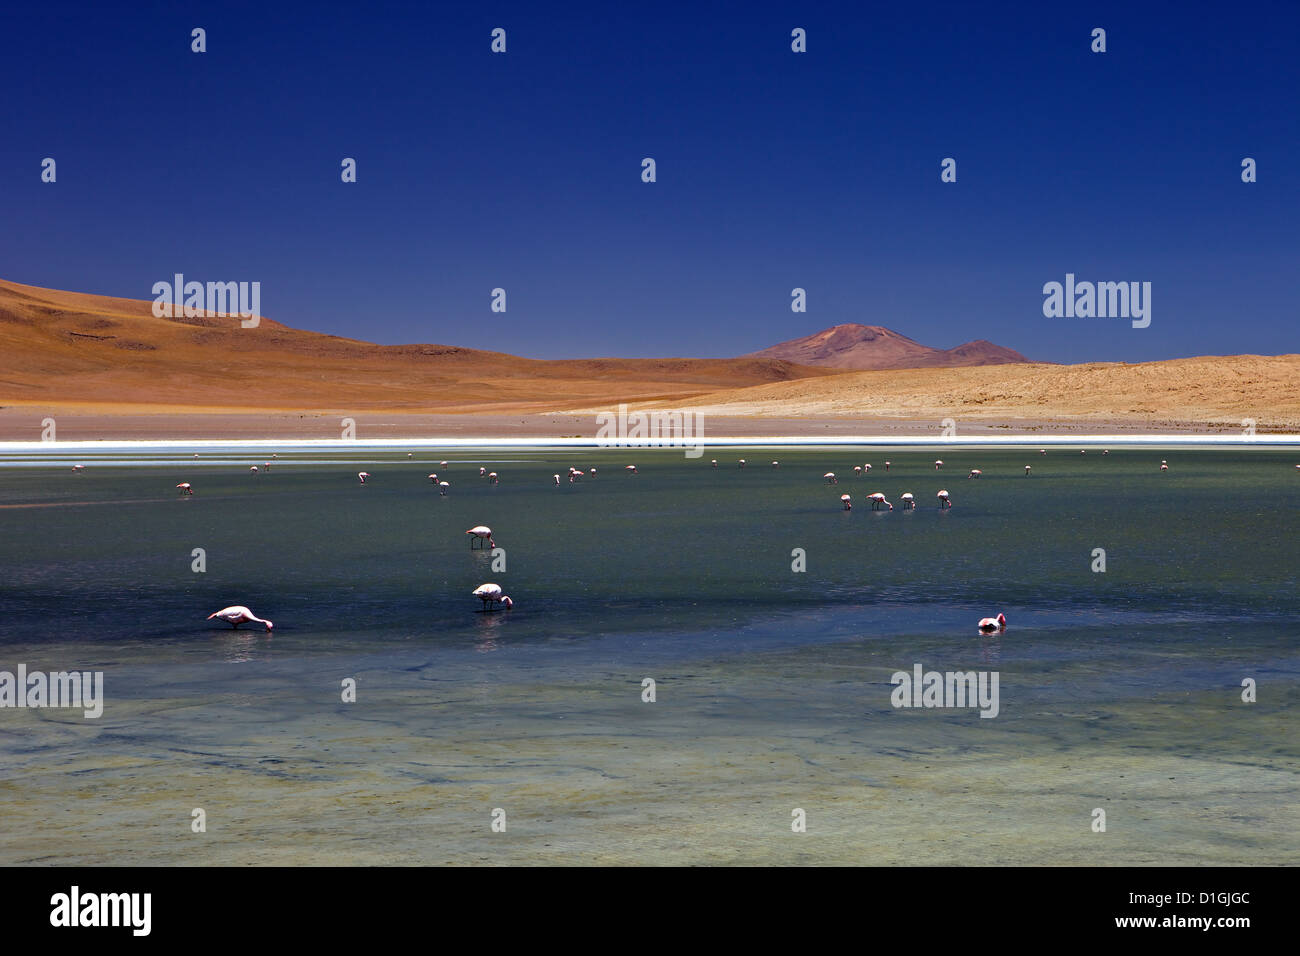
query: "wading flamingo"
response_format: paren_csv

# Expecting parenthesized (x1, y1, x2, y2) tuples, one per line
(977, 613, 1006, 634)
(840, 494, 852, 510)
(358, 472, 370, 483)
(900, 492, 915, 509)
(738, 460, 746, 468)
(589, 467, 596, 478)
(967, 469, 982, 479)
(440, 461, 448, 468)
(824, 473, 837, 484)
(711, 460, 718, 468)
(553, 474, 561, 484)
(863, 464, 872, 473)
(934, 460, 943, 470)
(176, 483, 193, 496)
(853, 466, 862, 476)
(472, 583, 512, 611)
(884, 461, 891, 471)
(937, 490, 951, 509)
(1024, 465, 1031, 475)
(771, 461, 779, 468)
(439, 481, 450, 495)
(868, 492, 892, 511)
(626, 465, 638, 474)
(207, 605, 273, 631)
(250, 466, 259, 474)
(466, 526, 495, 549)
(428, 474, 438, 483)
(71, 464, 85, 472)
(487, 472, 499, 484)
(1160, 461, 1168, 472)
(1039, 449, 1046, 456)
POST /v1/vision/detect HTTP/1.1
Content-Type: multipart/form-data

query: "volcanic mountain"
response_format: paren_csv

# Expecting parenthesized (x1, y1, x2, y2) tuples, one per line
(746, 324, 1029, 370)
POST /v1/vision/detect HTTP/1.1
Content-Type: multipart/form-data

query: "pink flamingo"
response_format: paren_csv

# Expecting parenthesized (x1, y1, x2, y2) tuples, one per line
(358, 472, 370, 484)
(900, 492, 915, 509)
(967, 469, 982, 479)
(487, 472, 499, 484)
(1160, 461, 1168, 472)
(977, 613, 1006, 633)
(884, 461, 891, 471)
(840, 494, 852, 510)
(937, 489, 951, 509)
(1024, 465, 1031, 475)
(176, 482, 193, 496)
(626, 465, 638, 474)
(207, 605, 273, 631)
(439, 481, 450, 495)
(934, 460, 943, 470)
(466, 526, 495, 549)
(472, 583, 513, 611)
(868, 492, 892, 511)
(824, 472, 837, 485)
(71, 464, 85, 472)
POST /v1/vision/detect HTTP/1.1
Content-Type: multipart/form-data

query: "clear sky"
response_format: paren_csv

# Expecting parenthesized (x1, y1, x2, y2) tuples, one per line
(3, 0, 1296, 362)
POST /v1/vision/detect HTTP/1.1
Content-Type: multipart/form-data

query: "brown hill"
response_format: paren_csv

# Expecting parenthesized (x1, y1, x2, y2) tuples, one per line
(747, 323, 1029, 369)
(0, 279, 830, 413)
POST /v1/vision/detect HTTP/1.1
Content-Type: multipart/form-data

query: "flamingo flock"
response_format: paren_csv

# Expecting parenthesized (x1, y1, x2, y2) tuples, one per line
(168, 449, 1208, 634)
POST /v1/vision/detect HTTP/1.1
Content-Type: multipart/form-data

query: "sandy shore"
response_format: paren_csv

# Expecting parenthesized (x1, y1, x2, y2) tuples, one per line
(0, 405, 1287, 442)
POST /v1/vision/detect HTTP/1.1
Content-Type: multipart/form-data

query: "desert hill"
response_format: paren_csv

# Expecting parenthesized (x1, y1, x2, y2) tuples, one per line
(0, 279, 830, 412)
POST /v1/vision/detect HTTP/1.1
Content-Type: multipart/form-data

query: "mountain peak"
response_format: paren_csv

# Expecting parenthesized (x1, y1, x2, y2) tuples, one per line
(746, 325, 1027, 370)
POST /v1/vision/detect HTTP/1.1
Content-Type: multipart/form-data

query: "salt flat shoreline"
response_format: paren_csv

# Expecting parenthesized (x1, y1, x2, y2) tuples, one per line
(1, 409, 1297, 445)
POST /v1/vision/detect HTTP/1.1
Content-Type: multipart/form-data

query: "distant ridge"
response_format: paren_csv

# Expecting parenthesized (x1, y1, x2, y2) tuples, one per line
(746, 323, 1029, 370)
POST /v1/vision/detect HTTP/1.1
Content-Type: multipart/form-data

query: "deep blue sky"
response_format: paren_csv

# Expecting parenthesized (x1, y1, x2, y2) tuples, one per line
(2, 1, 1296, 362)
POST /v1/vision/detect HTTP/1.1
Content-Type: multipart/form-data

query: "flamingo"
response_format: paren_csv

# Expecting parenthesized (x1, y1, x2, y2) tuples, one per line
(1024, 465, 1031, 475)
(977, 613, 1006, 634)
(1039, 449, 1046, 456)
(863, 463, 872, 473)
(487, 472, 499, 484)
(466, 526, 495, 549)
(250, 466, 259, 474)
(771, 461, 779, 468)
(439, 461, 448, 469)
(589, 467, 596, 478)
(937, 489, 951, 509)
(1160, 461, 1168, 472)
(869, 492, 892, 511)
(207, 605, 273, 631)
(625, 465, 638, 474)
(967, 469, 982, 479)
(358, 472, 370, 484)
(553, 474, 561, 485)
(472, 583, 513, 611)
(428, 474, 439, 483)
(824, 472, 837, 484)
(71, 464, 85, 472)
(1103, 450, 1109, 456)
(711, 460, 718, 468)
(176, 482, 193, 496)
(884, 461, 891, 471)
(194, 453, 200, 459)
(272, 454, 278, 459)
(439, 481, 450, 495)
(263, 462, 271, 471)
(408, 452, 413, 458)
(900, 492, 915, 510)
(738, 459, 746, 468)
(934, 460, 943, 470)
(480, 467, 487, 477)
(1081, 450, 1087, 455)
(853, 466, 862, 476)
(840, 494, 852, 510)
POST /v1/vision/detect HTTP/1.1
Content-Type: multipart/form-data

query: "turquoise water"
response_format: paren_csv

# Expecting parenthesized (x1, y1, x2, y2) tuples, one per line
(1, 446, 1297, 864)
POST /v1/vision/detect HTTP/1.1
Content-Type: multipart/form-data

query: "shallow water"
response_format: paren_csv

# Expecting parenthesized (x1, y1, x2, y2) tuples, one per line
(0, 446, 1296, 864)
